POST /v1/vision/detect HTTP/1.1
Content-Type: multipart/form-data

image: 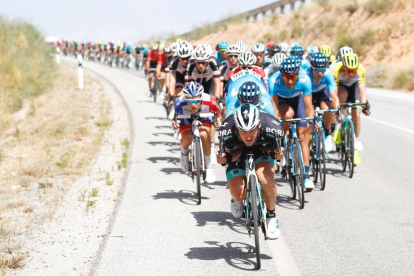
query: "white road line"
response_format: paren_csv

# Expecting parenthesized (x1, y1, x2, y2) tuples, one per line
(362, 116, 414, 134)
(267, 237, 302, 276)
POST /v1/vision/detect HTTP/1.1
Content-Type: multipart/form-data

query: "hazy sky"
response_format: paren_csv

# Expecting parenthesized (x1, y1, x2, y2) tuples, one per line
(0, 0, 276, 42)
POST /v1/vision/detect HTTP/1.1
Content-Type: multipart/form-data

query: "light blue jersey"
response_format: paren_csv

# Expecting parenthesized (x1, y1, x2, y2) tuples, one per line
(225, 70, 274, 117)
(301, 58, 311, 72)
(269, 71, 312, 98)
(215, 51, 223, 65)
(306, 69, 337, 93)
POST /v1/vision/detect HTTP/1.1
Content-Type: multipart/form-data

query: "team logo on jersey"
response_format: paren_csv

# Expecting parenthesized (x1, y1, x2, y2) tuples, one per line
(221, 122, 228, 127)
(299, 77, 307, 84)
(230, 70, 247, 82)
(231, 88, 238, 97)
(271, 119, 280, 126)
(259, 102, 268, 110)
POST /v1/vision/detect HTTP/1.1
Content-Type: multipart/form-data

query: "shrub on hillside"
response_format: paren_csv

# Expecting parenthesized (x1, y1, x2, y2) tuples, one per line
(0, 17, 55, 115)
(365, 0, 393, 15)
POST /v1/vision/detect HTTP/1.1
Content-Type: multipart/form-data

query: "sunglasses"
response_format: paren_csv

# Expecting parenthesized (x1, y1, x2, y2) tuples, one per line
(196, 61, 207, 65)
(313, 67, 326, 73)
(229, 55, 238, 58)
(186, 98, 202, 104)
(241, 66, 254, 70)
(220, 49, 227, 52)
(282, 75, 298, 82)
(179, 57, 190, 62)
(345, 68, 357, 74)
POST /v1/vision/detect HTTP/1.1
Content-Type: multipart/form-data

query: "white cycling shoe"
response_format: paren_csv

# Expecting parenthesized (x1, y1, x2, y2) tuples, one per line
(355, 139, 364, 151)
(205, 169, 216, 183)
(180, 152, 189, 172)
(304, 178, 315, 190)
(266, 217, 280, 240)
(230, 198, 244, 219)
(325, 135, 334, 153)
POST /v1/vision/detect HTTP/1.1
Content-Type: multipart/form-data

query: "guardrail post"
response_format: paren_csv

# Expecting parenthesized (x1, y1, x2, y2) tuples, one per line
(77, 54, 84, 90)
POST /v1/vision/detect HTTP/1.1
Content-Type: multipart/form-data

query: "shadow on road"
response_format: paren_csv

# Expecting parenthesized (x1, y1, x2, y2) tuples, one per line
(276, 194, 307, 210)
(147, 141, 180, 147)
(152, 189, 209, 205)
(153, 132, 174, 137)
(201, 181, 227, 190)
(160, 167, 186, 175)
(191, 211, 246, 234)
(145, 116, 167, 120)
(147, 156, 179, 164)
(185, 241, 271, 271)
(155, 125, 172, 129)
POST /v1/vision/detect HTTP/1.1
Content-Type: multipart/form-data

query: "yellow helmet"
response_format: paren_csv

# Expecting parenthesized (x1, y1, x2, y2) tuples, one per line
(342, 53, 359, 69)
(320, 45, 332, 58)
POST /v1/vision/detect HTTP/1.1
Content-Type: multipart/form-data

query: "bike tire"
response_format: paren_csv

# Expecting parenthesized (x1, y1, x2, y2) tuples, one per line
(286, 141, 296, 199)
(153, 80, 159, 103)
(250, 175, 261, 270)
(195, 137, 202, 205)
(341, 126, 347, 172)
(311, 133, 319, 184)
(348, 123, 355, 178)
(294, 140, 305, 209)
(319, 133, 327, 190)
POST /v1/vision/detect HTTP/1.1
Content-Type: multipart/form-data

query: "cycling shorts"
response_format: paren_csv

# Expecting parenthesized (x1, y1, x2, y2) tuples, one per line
(202, 80, 215, 95)
(278, 93, 307, 128)
(340, 82, 361, 109)
(312, 87, 331, 107)
(174, 73, 185, 88)
(225, 147, 274, 181)
(149, 61, 157, 70)
(179, 119, 212, 134)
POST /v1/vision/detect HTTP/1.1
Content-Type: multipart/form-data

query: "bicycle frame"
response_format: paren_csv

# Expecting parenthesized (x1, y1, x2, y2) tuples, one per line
(313, 108, 339, 161)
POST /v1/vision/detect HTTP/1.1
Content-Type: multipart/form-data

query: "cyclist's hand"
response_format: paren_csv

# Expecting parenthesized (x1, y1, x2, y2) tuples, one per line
(172, 119, 180, 129)
(167, 101, 174, 108)
(362, 102, 371, 116)
(274, 147, 285, 160)
(216, 152, 227, 165)
(214, 118, 221, 128)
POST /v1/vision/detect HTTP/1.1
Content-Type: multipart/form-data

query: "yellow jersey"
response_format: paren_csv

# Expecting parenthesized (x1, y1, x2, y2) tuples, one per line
(332, 62, 366, 87)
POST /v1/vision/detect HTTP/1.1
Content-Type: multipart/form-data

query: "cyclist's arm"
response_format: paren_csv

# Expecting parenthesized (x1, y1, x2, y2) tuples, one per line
(271, 95, 279, 119)
(156, 64, 161, 78)
(214, 77, 221, 99)
(359, 82, 368, 106)
(169, 73, 177, 96)
(304, 94, 314, 118)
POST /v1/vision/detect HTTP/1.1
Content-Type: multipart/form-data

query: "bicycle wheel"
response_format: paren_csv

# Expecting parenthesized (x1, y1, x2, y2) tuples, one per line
(194, 137, 202, 205)
(286, 141, 296, 199)
(347, 122, 355, 178)
(318, 133, 327, 190)
(153, 80, 159, 103)
(311, 132, 319, 184)
(294, 140, 305, 209)
(341, 125, 347, 172)
(249, 175, 261, 270)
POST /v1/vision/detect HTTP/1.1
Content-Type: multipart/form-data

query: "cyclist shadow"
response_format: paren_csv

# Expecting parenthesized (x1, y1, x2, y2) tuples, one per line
(152, 190, 208, 205)
(152, 132, 174, 137)
(185, 241, 271, 271)
(160, 167, 186, 175)
(155, 125, 172, 129)
(137, 100, 153, 103)
(201, 181, 227, 190)
(191, 211, 246, 234)
(147, 156, 179, 164)
(147, 141, 180, 147)
(276, 193, 307, 210)
(145, 116, 167, 120)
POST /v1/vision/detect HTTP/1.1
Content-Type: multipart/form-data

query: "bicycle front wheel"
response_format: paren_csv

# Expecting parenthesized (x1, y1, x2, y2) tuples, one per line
(286, 141, 296, 199)
(249, 175, 261, 270)
(319, 133, 327, 190)
(153, 80, 159, 103)
(347, 123, 355, 178)
(294, 140, 305, 209)
(194, 137, 202, 205)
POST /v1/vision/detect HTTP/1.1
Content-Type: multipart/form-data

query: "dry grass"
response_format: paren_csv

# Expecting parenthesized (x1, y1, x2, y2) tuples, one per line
(0, 65, 111, 270)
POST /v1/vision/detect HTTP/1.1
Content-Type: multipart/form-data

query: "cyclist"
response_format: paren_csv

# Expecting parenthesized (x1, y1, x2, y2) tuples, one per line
(172, 82, 222, 183)
(331, 53, 370, 164)
(216, 104, 284, 239)
(219, 44, 240, 99)
(227, 52, 267, 83)
(168, 40, 193, 98)
(307, 53, 339, 152)
(320, 45, 333, 64)
(147, 44, 162, 93)
(266, 52, 286, 78)
(269, 57, 315, 189)
(215, 41, 229, 64)
(329, 46, 353, 71)
(251, 42, 266, 68)
(305, 45, 319, 61)
(290, 45, 311, 72)
(235, 41, 248, 53)
(279, 43, 289, 54)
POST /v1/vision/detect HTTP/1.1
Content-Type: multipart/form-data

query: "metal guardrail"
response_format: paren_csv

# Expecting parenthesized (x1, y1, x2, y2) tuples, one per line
(180, 0, 308, 39)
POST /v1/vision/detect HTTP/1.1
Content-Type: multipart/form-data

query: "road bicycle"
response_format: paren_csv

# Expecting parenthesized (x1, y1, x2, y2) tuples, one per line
(310, 108, 338, 190)
(175, 112, 217, 205)
(338, 102, 366, 178)
(280, 117, 314, 209)
(218, 138, 281, 270)
(149, 68, 159, 103)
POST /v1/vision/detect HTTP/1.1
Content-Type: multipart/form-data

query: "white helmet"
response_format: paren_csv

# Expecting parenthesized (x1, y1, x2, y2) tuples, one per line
(171, 42, 178, 53)
(307, 45, 319, 54)
(251, 42, 265, 53)
(177, 41, 193, 58)
(226, 44, 240, 55)
(279, 43, 289, 53)
(199, 42, 212, 55)
(272, 53, 287, 67)
(193, 45, 211, 61)
(339, 46, 354, 59)
(236, 41, 248, 53)
(234, 104, 261, 131)
(238, 51, 257, 66)
(152, 43, 159, 50)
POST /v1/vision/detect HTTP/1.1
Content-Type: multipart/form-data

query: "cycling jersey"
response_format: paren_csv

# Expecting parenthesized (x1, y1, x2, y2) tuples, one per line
(300, 58, 311, 72)
(218, 111, 284, 180)
(174, 93, 220, 133)
(269, 71, 312, 98)
(148, 49, 163, 64)
(225, 70, 274, 117)
(185, 57, 221, 95)
(332, 63, 366, 87)
(215, 51, 224, 64)
(125, 45, 132, 54)
(306, 69, 337, 94)
(227, 66, 268, 85)
(168, 56, 188, 86)
(219, 60, 237, 82)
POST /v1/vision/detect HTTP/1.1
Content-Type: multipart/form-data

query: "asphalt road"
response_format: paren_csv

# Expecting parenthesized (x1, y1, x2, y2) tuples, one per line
(63, 57, 414, 276)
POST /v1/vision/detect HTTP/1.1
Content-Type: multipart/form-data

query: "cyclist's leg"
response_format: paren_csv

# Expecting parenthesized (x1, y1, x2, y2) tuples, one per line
(278, 98, 294, 135)
(350, 83, 362, 138)
(226, 160, 247, 201)
(255, 159, 276, 210)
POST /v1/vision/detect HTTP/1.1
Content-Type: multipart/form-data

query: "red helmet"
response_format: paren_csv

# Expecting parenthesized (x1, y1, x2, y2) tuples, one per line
(267, 43, 274, 50)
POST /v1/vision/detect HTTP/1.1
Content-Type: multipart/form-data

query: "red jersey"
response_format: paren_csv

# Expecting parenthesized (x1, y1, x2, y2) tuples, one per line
(147, 49, 163, 64)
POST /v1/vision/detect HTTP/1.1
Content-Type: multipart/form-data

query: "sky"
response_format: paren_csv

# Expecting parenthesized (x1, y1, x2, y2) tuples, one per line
(0, 0, 276, 42)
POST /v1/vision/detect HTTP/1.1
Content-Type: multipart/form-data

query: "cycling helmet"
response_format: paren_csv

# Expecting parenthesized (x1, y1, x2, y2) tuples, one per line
(234, 104, 261, 131)
(218, 41, 229, 50)
(269, 45, 281, 56)
(291, 42, 301, 48)
(320, 45, 332, 58)
(307, 45, 319, 55)
(272, 53, 287, 67)
(200, 42, 213, 55)
(238, 51, 257, 66)
(164, 45, 171, 53)
(152, 44, 159, 50)
(251, 42, 265, 53)
(338, 46, 354, 59)
(279, 43, 289, 53)
(177, 41, 193, 58)
(193, 45, 211, 61)
(183, 81, 204, 97)
(226, 44, 240, 55)
(310, 53, 328, 68)
(290, 45, 304, 56)
(342, 53, 359, 69)
(238, 81, 261, 106)
(236, 41, 248, 53)
(280, 57, 300, 76)
(171, 42, 178, 53)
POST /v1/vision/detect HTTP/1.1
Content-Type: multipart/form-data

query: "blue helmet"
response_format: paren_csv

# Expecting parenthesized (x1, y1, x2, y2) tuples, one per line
(290, 45, 304, 56)
(218, 41, 229, 50)
(280, 57, 300, 76)
(183, 81, 204, 97)
(310, 53, 328, 68)
(238, 81, 261, 106)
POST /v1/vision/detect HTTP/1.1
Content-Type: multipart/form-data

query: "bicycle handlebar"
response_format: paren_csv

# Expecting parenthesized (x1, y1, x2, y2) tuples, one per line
(175, 112, 217, 120)
(340, 102, 366, 107)
(280, 117, 315, 123)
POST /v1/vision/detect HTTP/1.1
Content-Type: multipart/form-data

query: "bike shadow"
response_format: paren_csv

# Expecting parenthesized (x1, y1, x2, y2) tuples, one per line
(153, 132, 174, 137)
(145, 116, 167, 120)
(147, 141, 180, 147)
(137, 100, 153, 103)
(147, 156, 179, 164)
(155, 125, 172, 129)
(276, 193, 307, 210)
(201, 181, 227, 190)
(191, 211, 246, 234)
(152, 189, 209, 205)
(185, 241, 271, 271)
